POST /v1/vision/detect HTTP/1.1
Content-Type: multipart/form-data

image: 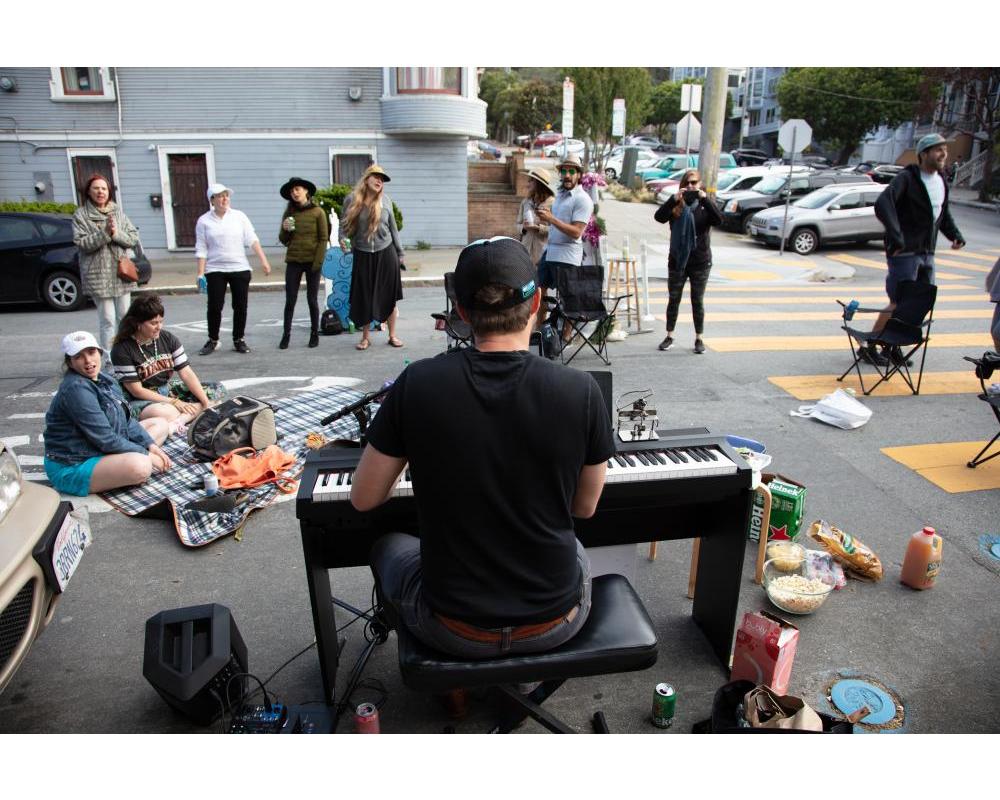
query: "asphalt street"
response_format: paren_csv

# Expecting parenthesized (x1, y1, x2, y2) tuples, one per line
(0, 203, 997, 734)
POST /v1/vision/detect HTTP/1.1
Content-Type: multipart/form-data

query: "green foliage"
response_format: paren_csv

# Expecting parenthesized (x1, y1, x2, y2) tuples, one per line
(414, 240, 432, 250)
(314, 184, 403, 232)
(565, 68, 653, 153)
(647, 78, 732, 140)
(776, 67, 922, 163)
(500, 79, 562, 139)
(478, 69, 520, 138)
(0, 200, 77, 213)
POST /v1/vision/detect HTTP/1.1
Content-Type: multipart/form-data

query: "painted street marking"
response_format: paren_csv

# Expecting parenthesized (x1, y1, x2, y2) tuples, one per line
(221, 376, 363, 392)
(933, 257, 989, 273)
(650, 308, 994, 323)
(769, 371, 979, 400)
(715, 270, 781, 281)
(8, 413, 46, 419)
(946, 250, 999, 263)
(882, 441, 1000, 493)
(1, 435, 31, 449)
(713, 332, 993, 352)
(4, 391, 56, 400)
(699, 293, 987, 306)
(17, 455, 44, 466)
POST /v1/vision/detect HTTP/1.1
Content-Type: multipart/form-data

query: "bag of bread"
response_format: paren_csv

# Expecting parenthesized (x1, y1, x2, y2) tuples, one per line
(808, 519, 883, 581)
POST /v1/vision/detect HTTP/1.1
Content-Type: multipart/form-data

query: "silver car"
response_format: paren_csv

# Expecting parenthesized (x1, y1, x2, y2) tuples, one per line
(747, 183, 887, 255)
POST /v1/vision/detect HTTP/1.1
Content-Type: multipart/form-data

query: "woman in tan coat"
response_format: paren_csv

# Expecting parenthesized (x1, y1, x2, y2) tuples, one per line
(517, 167, 555, 265)
(72, 174, 140, 354)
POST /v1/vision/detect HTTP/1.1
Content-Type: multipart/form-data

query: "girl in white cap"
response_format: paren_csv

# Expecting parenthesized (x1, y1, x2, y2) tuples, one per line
(43, 331, 171, 496)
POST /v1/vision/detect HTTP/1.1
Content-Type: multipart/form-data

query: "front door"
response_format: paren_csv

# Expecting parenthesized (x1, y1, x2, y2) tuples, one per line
(167, 154, 208, 247)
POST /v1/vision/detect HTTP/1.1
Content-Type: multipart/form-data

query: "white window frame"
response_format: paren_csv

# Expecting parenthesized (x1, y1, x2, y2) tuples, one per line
(49, 67, 116, 102)
(66, 148, 122, 208)
(156, 145, 216, 251)
(328, 145, 377, 186)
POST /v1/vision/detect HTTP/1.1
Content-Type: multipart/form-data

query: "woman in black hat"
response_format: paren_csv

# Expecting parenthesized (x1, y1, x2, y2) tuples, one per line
(278, 177, 329, 348)
(338, 165, 405, 350)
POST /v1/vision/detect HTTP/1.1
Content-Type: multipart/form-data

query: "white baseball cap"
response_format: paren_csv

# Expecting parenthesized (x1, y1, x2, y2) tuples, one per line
(207, 183, 231, 201)
(61, 330, 104, 357)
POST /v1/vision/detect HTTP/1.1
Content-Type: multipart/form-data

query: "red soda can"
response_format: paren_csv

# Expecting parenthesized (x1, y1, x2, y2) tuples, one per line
(354, 702, 380, 733)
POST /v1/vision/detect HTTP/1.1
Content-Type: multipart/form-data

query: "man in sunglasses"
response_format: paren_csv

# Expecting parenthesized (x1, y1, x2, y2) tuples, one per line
(536, 154, 594, 295)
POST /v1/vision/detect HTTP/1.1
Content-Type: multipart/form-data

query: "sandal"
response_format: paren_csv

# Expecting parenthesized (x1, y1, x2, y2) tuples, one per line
(356, 339, 371, 351)
(388, 337, 404, 348)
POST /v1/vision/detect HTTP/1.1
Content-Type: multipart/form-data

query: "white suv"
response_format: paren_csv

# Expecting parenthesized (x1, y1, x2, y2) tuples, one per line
(0, 442, 91, 693)
(747, 183, 887, 255)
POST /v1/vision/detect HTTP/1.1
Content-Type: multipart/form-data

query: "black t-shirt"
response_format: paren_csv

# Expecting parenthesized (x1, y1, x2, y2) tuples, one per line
(366, 348, 614, 627)
(111, 329, 189, 390)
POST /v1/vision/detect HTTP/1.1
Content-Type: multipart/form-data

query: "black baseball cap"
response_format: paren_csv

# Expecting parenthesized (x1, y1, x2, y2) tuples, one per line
(454, 236, 538, 310)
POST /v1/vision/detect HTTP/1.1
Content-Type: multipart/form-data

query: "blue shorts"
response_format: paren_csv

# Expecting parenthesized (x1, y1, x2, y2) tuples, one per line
(44, 456, 102, 497)
(886, 253, 934, 303)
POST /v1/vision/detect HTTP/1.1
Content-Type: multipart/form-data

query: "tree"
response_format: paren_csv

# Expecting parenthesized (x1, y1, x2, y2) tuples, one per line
(502, 79, 562, 143)
(478, 69, 520, 141)
(919, 68, 1000, 202)
(564, 67, 652, 166)
(647, 79, 733, 143)
(776, 67, 923, 165)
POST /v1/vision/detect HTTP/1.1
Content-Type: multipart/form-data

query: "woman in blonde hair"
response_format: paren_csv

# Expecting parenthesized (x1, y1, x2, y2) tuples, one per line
(339, 165, 405, 350)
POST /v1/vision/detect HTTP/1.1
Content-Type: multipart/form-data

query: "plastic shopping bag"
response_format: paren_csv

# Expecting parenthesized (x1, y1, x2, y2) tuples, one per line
(790, 388, 872, 430)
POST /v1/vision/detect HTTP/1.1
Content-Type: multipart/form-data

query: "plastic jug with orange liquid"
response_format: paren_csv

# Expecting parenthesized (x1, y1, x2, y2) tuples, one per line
(900, 526, 942, 590)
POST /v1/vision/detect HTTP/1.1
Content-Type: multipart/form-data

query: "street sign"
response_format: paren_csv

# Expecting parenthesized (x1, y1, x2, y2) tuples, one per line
(675, 112, 701, 154)
(680, 84, 702, 113)
(612, 98, 626, 137)
(562, 77, 574, 139)
(778, 119, 811, 154)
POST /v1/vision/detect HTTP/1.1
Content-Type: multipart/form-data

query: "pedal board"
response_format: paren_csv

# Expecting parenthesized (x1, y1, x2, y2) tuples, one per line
(228, 703, 333, 734)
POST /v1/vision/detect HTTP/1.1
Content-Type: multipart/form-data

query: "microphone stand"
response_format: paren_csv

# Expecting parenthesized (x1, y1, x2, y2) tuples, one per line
(320, 386, 391, 446)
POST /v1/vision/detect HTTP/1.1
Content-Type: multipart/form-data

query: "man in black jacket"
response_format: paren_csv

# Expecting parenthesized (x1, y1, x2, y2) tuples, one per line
(869, 134, 965, 365)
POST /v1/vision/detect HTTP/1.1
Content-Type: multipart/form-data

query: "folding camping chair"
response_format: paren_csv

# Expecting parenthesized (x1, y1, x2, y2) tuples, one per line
(545, 264, 627, 366)
(837, 279, 937, 395)
(963, 351, 1000, 468)
(431, 272, 473, 351)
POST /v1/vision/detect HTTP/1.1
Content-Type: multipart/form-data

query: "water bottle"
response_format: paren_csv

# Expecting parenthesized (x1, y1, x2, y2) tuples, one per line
(197, 275, 208, 294)
(900, 526, 943, 590)
(622, 235, 631, 261)
(844, 299, 859, 321)
(203, 473, 219, 497)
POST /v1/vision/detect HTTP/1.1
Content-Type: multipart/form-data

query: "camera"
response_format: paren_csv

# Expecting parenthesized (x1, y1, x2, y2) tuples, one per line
(683, 189, 700, 205)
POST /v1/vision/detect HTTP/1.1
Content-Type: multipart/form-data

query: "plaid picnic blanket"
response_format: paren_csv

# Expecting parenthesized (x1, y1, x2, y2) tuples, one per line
(100, 386, 364, 547)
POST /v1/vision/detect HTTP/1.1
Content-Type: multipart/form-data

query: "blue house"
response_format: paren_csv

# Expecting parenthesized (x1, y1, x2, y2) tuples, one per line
(0, 67, 486, 251)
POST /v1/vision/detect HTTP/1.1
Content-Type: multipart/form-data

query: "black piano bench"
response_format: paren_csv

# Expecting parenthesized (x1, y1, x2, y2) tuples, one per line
(396, 574, 658, 733)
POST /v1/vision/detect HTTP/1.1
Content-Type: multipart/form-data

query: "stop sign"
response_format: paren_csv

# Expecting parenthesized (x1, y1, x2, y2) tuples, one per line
(778, 119, 812, 154)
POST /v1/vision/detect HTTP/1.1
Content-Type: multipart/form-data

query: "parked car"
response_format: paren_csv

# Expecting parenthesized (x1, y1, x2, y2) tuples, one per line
(639, 153, 737, 182)
(715, 165, 814, 203)
(0, 212, 152, 312)
(532, 131, 564, 148)
(647, 169, 690, 196)
(0, 440, 91, 694)
(731, 148, 770, 166)
(544, 138, 586, 158)
(721, 171, 875, 235)
(602, 148, 660, 181)
(625, 135, 663, 149)
(467, 140, 502, 160)
(866, 164, 904, 184)
(747, 183, 888, 255)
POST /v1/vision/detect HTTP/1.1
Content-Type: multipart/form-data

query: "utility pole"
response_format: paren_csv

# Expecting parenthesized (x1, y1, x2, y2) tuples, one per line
(697, 67, 729, 198)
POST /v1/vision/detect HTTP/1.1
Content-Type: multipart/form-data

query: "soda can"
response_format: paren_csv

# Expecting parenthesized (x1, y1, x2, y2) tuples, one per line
(354, 702, 380, 734)
(203, 473, 219, 497)
(285, 216, 296, 232)
(652, 683, 676, 728)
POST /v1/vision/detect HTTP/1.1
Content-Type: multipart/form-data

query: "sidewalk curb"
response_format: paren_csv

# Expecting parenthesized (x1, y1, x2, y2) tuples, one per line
(950, 197, 1000, 212)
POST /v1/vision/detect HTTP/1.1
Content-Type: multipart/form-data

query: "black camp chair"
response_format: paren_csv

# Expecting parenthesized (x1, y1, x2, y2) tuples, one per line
(431, 272, 473, 352)
(963, 351, 1000, 469)
(837, 279, 937, 395)
(545, 265, 627, 366)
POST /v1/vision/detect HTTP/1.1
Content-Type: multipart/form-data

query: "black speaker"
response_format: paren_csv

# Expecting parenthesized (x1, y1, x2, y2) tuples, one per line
(143, 603, 248, 726)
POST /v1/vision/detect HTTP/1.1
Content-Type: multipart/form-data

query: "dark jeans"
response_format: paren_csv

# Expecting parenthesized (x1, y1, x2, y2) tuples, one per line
(283, 261, 321, 334)
(666, 258, 711, 334)
(370, 533, 591, 660)
(206, 270, 251, 341)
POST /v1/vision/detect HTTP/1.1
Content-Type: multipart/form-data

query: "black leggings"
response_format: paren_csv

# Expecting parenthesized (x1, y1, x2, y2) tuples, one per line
(206, 270, 251, 341)
(666, 259, 711, 335)
(283, 261, 321, 334)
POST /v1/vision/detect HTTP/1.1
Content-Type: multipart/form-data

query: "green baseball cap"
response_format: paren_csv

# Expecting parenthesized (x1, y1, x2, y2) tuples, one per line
(916, 133, 950, 155)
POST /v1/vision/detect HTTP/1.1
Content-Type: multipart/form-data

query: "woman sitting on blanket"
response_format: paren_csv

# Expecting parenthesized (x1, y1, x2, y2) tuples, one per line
(43, 331, 172, 496)
(111, 294, 219, 432)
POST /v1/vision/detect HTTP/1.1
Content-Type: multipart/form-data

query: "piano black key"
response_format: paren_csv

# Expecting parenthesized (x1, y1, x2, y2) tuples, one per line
(686, 448, 704, 462)
(650, 451, 667, 465)
(663, 450, 681, 464)
(613, 455, 627, 467)
(635, 452, 651, 466)
(700, 447, 719, 461)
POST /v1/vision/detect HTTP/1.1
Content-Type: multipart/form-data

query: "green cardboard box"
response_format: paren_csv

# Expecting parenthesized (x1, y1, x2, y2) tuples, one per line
(747, 473, 807, 542)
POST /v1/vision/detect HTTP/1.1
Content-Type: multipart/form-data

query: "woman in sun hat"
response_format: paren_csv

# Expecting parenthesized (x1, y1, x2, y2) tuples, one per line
(43, 331, 171, 496)
(517, 167, 555, 265)
(338, 165, 405, 350)
(278, 177, 329, 349)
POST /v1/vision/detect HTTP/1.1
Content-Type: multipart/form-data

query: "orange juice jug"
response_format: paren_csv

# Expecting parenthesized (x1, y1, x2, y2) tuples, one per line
(900, 526, 943, 590)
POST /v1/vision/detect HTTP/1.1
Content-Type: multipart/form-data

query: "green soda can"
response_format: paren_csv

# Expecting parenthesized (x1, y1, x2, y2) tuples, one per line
(652, 683, 676, 728)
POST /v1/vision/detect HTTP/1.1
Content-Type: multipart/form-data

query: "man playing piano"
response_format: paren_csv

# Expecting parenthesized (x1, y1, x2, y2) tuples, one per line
(352, 236, 614, 659)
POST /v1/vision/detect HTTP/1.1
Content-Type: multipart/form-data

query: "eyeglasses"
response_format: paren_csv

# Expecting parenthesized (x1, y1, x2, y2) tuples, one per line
(559, 168, 579, 176)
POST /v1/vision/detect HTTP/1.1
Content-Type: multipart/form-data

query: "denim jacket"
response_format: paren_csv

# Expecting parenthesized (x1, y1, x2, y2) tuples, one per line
(44, 369, 153, 464)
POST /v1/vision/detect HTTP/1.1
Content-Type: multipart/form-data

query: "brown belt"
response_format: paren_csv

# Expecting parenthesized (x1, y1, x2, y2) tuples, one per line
(435, 606, 579, 645)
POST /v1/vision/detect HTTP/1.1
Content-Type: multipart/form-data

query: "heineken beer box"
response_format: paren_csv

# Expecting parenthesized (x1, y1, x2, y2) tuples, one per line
(748, 474, 806, 542)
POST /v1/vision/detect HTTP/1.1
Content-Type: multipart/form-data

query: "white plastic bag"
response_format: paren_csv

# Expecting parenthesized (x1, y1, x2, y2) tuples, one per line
(790, 388, 872, 430)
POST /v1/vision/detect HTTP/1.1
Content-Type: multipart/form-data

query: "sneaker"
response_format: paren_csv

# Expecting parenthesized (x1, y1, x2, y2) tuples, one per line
(233, 339, 251, 354)
(693, 339, 706, 354)
(279, 333, 290, 350)
(658, 336, 674, 351)
(884, 346, 913, 367)
(308, 333, 319, 348)
(857, 344, 888, 367)
(198, 339, 218, 356)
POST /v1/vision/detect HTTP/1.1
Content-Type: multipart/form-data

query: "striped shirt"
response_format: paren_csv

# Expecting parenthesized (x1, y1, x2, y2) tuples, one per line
(111, 330, 188, 390)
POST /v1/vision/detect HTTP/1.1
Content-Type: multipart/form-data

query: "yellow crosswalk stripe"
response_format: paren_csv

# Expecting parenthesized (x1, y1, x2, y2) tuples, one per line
(688, 294, 987, 305)
(645, 283, 976, 293)
(657, 309, 995, 322)
(827, 253, 886, 269)
(711, 332, 993, 351)
(933, 257, 989, 273)
(946, 250, 998, 263)
(933, 272, 976, 280)
(769, 371, 981, 399)
(757, 258, 814, 268)
(715, 270, 782, 281)
(881, 442, 1000, 493)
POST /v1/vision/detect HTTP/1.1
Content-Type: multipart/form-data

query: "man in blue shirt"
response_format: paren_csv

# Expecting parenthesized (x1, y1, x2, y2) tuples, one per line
(536, 154, 594, 289)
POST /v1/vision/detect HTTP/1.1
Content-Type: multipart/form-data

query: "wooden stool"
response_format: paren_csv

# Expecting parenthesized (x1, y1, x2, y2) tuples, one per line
(646, 483, 774, 596)
(606, 258, 640, 330)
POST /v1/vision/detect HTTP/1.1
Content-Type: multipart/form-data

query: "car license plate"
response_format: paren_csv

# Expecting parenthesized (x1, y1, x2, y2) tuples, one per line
(51, 507, 91, 592)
